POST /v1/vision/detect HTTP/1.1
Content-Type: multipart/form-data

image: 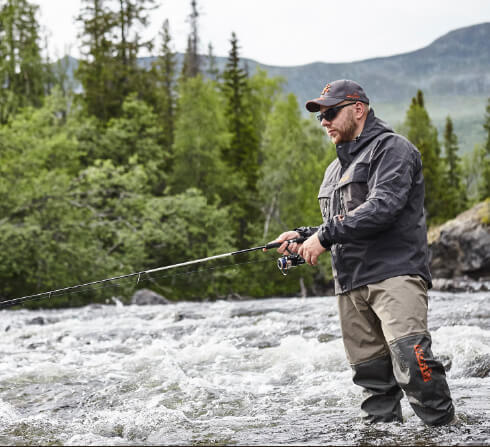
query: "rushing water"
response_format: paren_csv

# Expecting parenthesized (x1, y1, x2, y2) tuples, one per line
(0, 291, 488, 446)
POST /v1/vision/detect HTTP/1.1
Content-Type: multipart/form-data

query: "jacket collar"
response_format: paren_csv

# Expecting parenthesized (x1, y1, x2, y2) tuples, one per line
(335, 109, 393, 168)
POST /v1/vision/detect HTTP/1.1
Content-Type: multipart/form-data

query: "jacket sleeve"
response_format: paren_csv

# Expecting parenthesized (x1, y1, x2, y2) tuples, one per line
(317, 139, 420, 246)
(294, 226, 320, 238)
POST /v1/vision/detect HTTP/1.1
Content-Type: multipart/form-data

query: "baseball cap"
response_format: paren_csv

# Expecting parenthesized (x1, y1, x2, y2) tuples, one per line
(305, 80, 369, 112)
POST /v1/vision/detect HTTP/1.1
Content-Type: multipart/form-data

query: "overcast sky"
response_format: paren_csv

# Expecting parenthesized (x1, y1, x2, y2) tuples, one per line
(36, 0, 490, 66)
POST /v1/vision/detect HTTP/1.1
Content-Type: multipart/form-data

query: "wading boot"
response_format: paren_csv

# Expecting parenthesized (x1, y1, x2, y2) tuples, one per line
(389, 333, 455, 426)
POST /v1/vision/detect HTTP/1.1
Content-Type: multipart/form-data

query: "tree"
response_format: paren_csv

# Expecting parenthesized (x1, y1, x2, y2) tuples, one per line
(481, 97, 490, 200)
(181, 0, 200, 79)
(221, 32, 260, 246)
(403, 90, 444, 223)
(97, 94, 169, 193)
(75, 0, 118, 121)
(0, 0, 48, 122)
(75, 0, 155, 121)
(147, 18, 176, 156)
(169, 76, 238, 203)
(442, 116, 466, 217)
(206, 42, 219, 80)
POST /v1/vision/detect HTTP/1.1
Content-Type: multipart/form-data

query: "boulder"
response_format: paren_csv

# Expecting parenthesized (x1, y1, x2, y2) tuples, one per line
(131, 288, 170, 305)
(428, 200, 490, 280)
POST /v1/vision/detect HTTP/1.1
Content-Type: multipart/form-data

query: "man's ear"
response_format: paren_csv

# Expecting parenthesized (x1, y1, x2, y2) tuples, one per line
(355, 101, 366, 119)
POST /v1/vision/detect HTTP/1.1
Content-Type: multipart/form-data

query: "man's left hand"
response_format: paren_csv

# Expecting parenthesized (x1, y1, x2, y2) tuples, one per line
(298, 233, 326, 265)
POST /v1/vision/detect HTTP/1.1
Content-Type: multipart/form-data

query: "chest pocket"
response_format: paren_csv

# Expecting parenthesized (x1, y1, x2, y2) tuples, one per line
(335, 162, 369, 213)
(318, 183, 335, 223)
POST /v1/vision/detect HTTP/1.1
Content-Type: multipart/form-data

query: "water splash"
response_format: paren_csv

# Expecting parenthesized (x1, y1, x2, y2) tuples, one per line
(0, 292, 488, 445)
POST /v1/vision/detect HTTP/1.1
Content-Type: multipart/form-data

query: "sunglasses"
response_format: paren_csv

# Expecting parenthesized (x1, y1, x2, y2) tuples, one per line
(316, 102, 356, 122)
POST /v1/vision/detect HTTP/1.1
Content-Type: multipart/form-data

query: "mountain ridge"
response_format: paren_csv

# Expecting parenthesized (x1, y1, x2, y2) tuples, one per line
(63, 22, 490, 151)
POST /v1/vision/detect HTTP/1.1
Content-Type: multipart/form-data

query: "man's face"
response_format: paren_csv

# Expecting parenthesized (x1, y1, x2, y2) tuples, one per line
(319, 102, 358, 145)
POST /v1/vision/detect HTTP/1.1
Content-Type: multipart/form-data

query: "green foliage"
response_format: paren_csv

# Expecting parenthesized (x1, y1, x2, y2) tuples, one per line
(221, 32, 262, 247)
(146, 18, 176, 154)
(481, 98, 490, 200)
(169, 76, 237, 202)
(257, 94, 336, 294)
(0, 0, 50, 122)
(2, 2, 488, 308)
(75, 0, 156, 121)
(462, 144, 487, 204)
(181, 0, 200, 79)
(402, 90, 445, 223)
(441, 116, 467, 218)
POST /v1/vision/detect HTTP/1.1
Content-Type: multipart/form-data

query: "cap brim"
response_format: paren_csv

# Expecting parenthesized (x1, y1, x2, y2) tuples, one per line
(305, 97, 343, 112)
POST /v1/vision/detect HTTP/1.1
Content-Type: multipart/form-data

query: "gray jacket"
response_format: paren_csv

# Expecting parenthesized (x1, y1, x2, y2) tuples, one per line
(296, 109, 432, 294)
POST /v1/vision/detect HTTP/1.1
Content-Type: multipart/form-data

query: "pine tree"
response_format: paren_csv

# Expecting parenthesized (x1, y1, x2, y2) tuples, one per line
(221, 32, 260, 246)
(206, 42, 219, 80)
(147, 18, 176, 156)
(0, 0, 47, 122)
(181, 0, 200, 79)
(75, 0, 155, 121)
(481, 97, 490, 200)
(442, 116, 466, 217)
(76, 0, 118, 121)
(404, 90, 444, 223)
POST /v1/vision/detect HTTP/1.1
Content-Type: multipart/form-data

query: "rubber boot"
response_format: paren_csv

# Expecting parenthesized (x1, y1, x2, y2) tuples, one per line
(389, 333, 455, 425)
(352, 354, 403, 423)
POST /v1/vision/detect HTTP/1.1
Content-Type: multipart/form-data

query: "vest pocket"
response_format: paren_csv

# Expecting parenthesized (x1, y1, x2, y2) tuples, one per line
(318, 184, 335, 223)
(336, 163, 369, 212)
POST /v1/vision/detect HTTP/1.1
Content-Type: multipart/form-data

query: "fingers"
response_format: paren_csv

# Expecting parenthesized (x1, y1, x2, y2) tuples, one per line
(269, 231, 300, 254)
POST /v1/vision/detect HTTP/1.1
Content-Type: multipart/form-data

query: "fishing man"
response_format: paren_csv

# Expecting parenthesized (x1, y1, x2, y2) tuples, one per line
(270, 80, 455, 425)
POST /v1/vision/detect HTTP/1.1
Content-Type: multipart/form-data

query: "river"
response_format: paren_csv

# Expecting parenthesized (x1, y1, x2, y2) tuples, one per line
(0, 291, 488, 445)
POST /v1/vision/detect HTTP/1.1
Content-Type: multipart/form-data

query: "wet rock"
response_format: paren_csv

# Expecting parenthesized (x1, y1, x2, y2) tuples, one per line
(26, 316, 45, 325)
(317, 333, 336, 343)
(463, 354, 490, 378)
(225, 292, 252, 301)
(437, 354, 452, 371)
(432, 277, 490, 292)
(429, 201, 490, 279)
(130, 288, 170, 306)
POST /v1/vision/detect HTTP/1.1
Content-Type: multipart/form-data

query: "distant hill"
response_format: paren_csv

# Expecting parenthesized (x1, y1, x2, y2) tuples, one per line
(63, 22, 490, 152)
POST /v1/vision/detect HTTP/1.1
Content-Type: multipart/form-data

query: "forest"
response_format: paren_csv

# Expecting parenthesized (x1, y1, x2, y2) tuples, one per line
(0, 0, 489, 307)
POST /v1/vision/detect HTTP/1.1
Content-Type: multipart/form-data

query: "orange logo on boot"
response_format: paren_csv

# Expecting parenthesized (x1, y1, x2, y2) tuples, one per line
(414, 344, 432, 382)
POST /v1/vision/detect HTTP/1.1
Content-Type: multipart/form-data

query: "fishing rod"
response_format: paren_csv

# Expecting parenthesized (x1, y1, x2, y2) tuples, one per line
(0, 237, 306, 309)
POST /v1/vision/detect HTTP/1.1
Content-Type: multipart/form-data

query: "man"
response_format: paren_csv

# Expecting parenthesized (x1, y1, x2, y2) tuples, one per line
(270, 80, 455, 425)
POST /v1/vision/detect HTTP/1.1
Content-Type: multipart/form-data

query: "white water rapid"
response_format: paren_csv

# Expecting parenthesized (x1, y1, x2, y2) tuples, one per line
(0, 291, 488, 445)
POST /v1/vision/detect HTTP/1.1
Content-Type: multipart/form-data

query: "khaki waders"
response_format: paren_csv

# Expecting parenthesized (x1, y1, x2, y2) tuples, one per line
(338, 275, 455, 425)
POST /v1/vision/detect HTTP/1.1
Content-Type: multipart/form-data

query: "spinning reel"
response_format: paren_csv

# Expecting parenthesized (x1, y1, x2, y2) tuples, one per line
(276, 237, 306, 275)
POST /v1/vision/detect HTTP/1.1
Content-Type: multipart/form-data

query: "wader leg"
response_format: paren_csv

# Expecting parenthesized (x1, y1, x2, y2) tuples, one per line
(367, 275, 455, 426)
(338, 292, 403, 423)
(389, 333, 455, 426)
(353, 355, 403, 423)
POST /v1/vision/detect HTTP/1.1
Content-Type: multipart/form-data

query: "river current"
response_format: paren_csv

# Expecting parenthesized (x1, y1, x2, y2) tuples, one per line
(0, 291, 488, 445)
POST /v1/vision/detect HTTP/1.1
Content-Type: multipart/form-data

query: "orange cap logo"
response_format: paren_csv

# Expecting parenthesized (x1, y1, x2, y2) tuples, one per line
(321, 83, 332, 95)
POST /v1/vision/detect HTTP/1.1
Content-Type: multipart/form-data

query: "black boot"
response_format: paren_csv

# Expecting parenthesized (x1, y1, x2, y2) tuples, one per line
(352, 354, 403, 423)
(390, 333, 455, 425)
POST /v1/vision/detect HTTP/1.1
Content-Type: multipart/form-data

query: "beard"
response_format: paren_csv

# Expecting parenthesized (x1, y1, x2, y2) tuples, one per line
(328, 109, 358, 144)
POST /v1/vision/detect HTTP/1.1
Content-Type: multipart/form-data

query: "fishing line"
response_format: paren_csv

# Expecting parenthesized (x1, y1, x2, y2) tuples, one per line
(0, 237, 306, 309)
(0, 255, 273, 309)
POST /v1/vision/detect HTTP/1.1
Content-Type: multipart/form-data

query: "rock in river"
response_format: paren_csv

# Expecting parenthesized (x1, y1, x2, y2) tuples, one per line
(131, 288, 170, 305)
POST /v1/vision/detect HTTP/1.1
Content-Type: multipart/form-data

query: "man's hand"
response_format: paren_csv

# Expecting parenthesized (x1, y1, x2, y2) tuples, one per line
(298, 233, 326, 265)
(264, 231, 301, 254)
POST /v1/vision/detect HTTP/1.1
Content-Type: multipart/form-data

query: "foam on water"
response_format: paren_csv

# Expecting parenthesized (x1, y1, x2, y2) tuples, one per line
(0, 292, 488, 445)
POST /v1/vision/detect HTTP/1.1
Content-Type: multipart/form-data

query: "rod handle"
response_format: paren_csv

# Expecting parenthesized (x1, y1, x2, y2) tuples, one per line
(264, 236, 306, 250)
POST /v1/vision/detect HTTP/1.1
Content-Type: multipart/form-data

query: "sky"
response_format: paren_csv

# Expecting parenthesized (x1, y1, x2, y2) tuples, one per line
(35, 0, 490, 67)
